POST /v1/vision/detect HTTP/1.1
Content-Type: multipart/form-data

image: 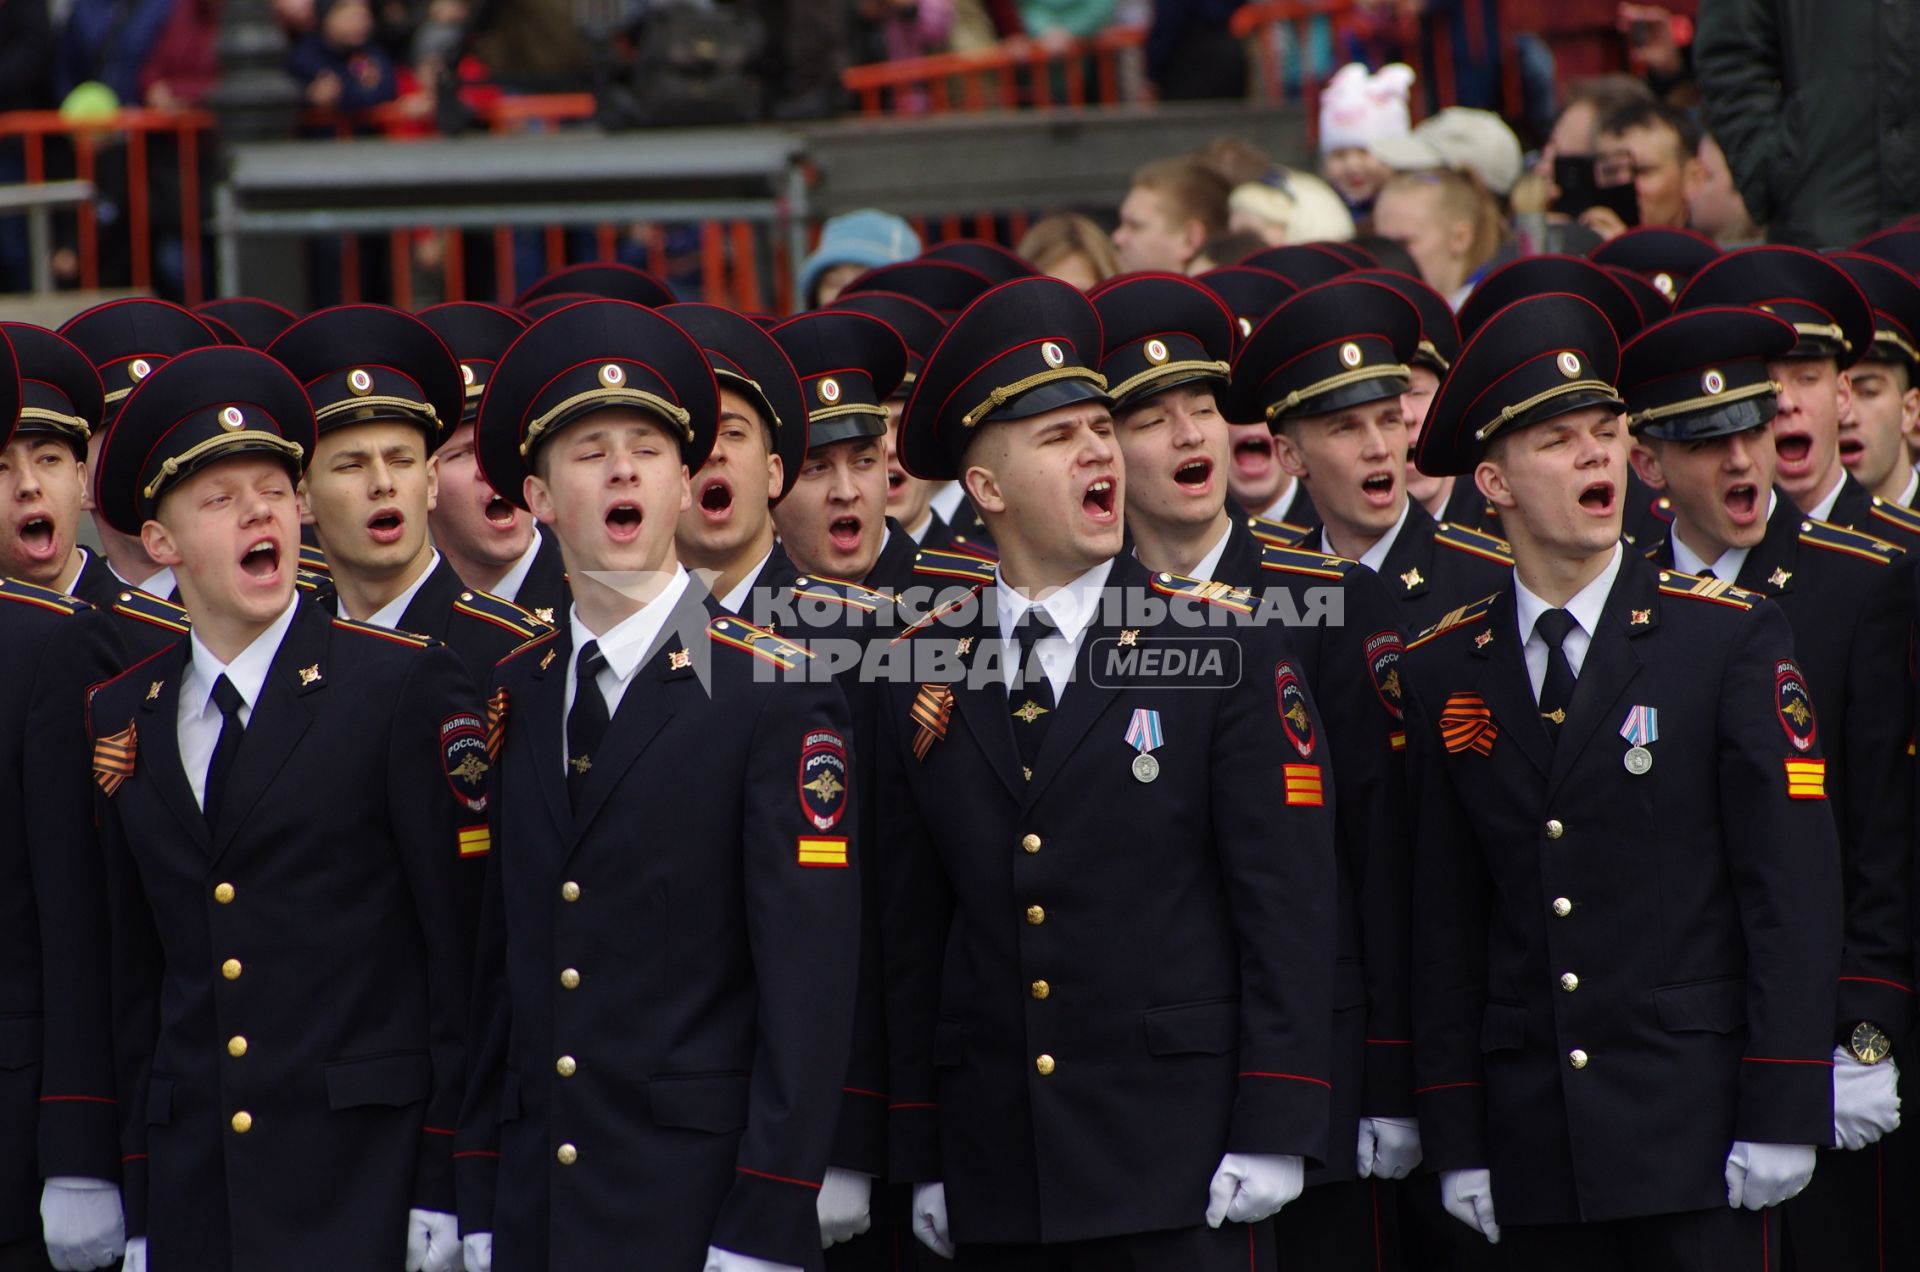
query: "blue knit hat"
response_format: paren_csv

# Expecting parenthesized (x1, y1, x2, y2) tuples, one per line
(799, 210, 920, 308)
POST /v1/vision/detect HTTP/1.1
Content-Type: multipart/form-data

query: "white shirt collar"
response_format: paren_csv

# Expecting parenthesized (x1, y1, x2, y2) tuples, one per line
(109, 560, 176, 599)
(1899, 468, 1919, 509)
(1260, 480, 1300, 523)
(359, 551, 441, 629)
(1802, 472, 1847, 523)
(993, 557, 1114, 651)
(718, 548, 774, 615)
(929, 482, 967, 524)
(1670, 491, 1774, 581)
(1193, 520, 1236, 580)
(59, 548, 91, 597)
(184, 596, 300, 724)
(490, 531, 545, 605)
(567, 563, 692, 691)
(904, 508, 934, 543)
(1514, 541, 1623, 650)
(1321, 499, 1410, 572)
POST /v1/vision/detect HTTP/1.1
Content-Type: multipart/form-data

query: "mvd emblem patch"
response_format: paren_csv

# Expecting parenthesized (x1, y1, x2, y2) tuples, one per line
(1774, 660, 1817, 753)
(1274, 662, 1315, 758)
(440, 712, 491, 813)
(799, 729, 849, 831)
(1365, 630, 1405, 721)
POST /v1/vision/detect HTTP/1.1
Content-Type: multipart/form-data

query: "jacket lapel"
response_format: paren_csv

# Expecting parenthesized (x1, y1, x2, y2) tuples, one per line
(520, 630, 574, 841)
(134, 643, 211, 852)
(1545, 558, 1654, 797)
(212, 600, 324, 859)
(1381, 502, 1438, 602)
(1733, 500, 1800, 598)
(1022, 563, 1130, 806)
(1471, 585, 1553, 779)
(397, 557, 458, 641)
(944, 596, 1025, 800)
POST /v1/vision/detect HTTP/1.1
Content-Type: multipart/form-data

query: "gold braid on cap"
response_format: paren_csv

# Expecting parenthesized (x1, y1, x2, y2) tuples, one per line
(17, 407, 92, 440)
(809, 401, 891, 425)
(959, 367, 1108, 430)
(315, 396, 440, 426)
(1873, 327, 1920, 364)
(1626, 379, 1780, 430)
(1263, 364, 1410, 423)
(1473, 379, 1620, 441)
(1791, 321, 1849, 352)
(142, 432, 307, 500)
(520, 387, 693, 456)
(1106, 359, 1230, 407)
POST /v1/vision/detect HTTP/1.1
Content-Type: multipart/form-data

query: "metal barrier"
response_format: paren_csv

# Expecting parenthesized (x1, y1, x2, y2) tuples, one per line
(841, 26, 1149, 116)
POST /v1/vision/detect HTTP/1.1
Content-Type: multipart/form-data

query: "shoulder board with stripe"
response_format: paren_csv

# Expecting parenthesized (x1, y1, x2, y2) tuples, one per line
(791, 574, 895, 612)
(915, 548, 997, 584)
(0, 576, 89, 616)
(890, 583, 985, 645)
(111, 587, 189, 633)
(710, 615, 812, 670)
(498, 628, 559, 666)
(1433, 522, 1514, 565)
(1798, 517, 1902, 565)
(294, 568, 331, 594)
(945, 534, 999, 563)
(1406, 592, 1501, 650)
(1258, 541, 1357, 581)
(298, 542, 331, 574)
(1863, 497, 1920, 541)
(1149, 571, 1255, 613)
(1246, 513, 1310, 546)
(1655, 570, 1757, 610)
(454, 587, 551, 638)
(331, 617, 434, 647)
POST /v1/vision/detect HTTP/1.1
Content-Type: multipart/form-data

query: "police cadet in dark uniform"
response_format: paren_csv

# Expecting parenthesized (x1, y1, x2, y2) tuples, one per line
(417, 302, 569, 626)
(513, 260, 675, 311)
(457, 300, 859, 1272)
(1230, 278, 1514, 632)
(1619, 303, 1916, 1271)
(1096, 271, 1416, 1270)
(1586, 225, 1723, 306)
(0, 331, 128, 1272)
(268, 305, 549, 683)
(1829, 253, 1920, 508)
(877, 276, 1336, 1268)
(659, 302, 810, 612)
(1403, 292, 1843, 1268)
(832, 290, 951, 547)
(60, 299, 226, 607)
(89, 345, 476, 1272)
(192, 298, 296, 350)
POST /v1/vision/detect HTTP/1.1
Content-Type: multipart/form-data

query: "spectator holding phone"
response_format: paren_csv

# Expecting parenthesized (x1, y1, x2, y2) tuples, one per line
(1582, 99, 1703, 240)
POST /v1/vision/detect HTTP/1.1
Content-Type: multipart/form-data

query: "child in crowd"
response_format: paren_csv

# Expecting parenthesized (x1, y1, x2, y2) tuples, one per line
(1318, 61, 1412, 230)
(287, 0, 397, 112)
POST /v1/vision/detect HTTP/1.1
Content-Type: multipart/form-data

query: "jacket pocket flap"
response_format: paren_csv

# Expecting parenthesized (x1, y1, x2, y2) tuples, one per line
(1480, 1002, 1527, 1053)
(649, 1073, 750, 1134)
(324, 1052, 432, 1111)
(0, 1016, 41, 1071)
(1654, 978, 1747, 1034)
(933, 1021, 966, 1069)
(145, 1075, 173, 1127)
(1144, 999, 1239, 1056)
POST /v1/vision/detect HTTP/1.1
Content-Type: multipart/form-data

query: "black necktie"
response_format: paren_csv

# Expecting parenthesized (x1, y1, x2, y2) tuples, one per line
(204, 674, 245, 830)
(566, 640, 609, 809)
(1010, 609, 1058, 774)
(1534, 608, 1578, 739)
(1697, 565, 1717, 580)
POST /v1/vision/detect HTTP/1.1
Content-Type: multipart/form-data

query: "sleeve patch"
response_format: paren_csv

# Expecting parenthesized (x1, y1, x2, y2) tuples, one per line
(1784, 758, 1826, 800)
(458, 825, 491, 857)
(799, 729, 849, 830)
(1365, 629, 1405, 721)
(1273, 661, 1315, 757)
(93, 721, 137, 795)
(1283, 763, 1324, 806)
(440, 713, 490, 814)
(1774, 660, 1817, 752)
(797, 836, 849, 868)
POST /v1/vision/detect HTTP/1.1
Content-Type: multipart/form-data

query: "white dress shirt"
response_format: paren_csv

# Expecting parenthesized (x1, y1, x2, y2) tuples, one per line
(1803, 473, 1846, 523)
(928, 482, 968, 528)
(1898, 468, 1920, 509)
(1513, 543, 1623, 700)
(992, 557, 1114, 703)
(1669, 492, 1773, 583)
(1320, 499, 1410, 573)
(718, 548, 775, 615)
(177, 597, 300, 809)
(358, 551, 441, 629)
(560, 566, 692, 770)
(109, 561, 177, 600)
(491, 531, 545, 605)
(1135, 520, 1233, 582)
(1260, 480, 1303, 524)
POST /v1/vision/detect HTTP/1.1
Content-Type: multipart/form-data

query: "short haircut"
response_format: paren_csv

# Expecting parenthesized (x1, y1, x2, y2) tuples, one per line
(1016, 212, 1121, 283)
(1190, 136, 1276, 189)
(1556, 75, 1655, 137)
(1129, 157, 1232, 237)
(1196, 228, 1268, 269)
(1598, 99, 1702, 161)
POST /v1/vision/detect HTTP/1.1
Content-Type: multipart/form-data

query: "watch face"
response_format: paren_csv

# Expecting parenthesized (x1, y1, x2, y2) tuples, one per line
(1852, 1021, 1892, 1064)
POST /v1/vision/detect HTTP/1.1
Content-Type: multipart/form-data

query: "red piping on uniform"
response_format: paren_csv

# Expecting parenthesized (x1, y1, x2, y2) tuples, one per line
(121, 1153, 147, 1164)
(843, 1086, 887, 1100)
(422, 1125, 453, 1136)
(1247, 1224, 1255, 1271)
(737, 1165, 822, 1190)
(1364, 1038, 1412, 1046)
(1877, 1143, 1885, 1271)
(888, 1101, 937, 1110)
(452, 1150, 501, 1160)
(1370, 1178, 1384, 1271)
(1238, 1071, 1331, 1088)
(1839, 975, 1914, 994)
(40, 1094, 116, 1104)
(1414, 1080, 1482, 1094)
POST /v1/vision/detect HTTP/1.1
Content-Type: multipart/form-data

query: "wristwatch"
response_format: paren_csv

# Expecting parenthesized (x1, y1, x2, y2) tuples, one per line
(1848, 1020, 1893, 1065)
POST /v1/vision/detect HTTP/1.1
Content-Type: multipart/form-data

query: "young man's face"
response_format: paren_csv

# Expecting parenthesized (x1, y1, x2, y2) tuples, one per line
(677, 387, 781, 566)
(85, 427, 158, 571)
(1768, 358, 1850, 506)
(1597, 122, 1694, 228)
(428, 420, 533, 573)
(1838, 358, 1919, 495)
(525, 410, 689, 585)
(1227, 420, 1288, 512)
(1630, 426, 1775, 563)
(1685, 137, 1751, 241)
(1273, 398, 1408, 542)
(965, 404, 1122, 579)
(1323, 146, 1392, 206)
(1477, 407, 1625, 559)
(883, 400, 936, 534)
(299, 420, 438, 583)
(145, 456, 299, 625)
(1113, 186, 1195, 274)
(0, 436, 85, 587)
(772, 433, 888, 581)
(1114, 384, 1228, 536)
(1401, 364, 1446, 507)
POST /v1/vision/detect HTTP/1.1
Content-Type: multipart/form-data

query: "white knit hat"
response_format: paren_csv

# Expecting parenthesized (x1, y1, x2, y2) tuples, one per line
(1319, 63, 1415, 153)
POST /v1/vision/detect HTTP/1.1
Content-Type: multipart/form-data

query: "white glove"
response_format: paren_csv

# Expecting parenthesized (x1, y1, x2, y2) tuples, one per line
(1203, 1153, 1305, 1227)
(1833, 1047, 1902, 1151)
(816, 1167, 874, 1247)
(910, 1181, 955, 1259)
(1725, 1141, 1818, 1209)
(1439, 1168, 1501, 1243)
(40, 1176, 125, 1271)
(122, 1237, 148, 1272)
(405, 1208, 461, 1272)
(461, 1232, 491, 1272)
(702, 1246, 802, 1272)
(1357, 1116, 1423, 1180)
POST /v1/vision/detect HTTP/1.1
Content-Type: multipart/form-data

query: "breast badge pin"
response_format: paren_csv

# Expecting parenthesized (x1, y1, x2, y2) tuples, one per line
(1620, 704, 1658, 775)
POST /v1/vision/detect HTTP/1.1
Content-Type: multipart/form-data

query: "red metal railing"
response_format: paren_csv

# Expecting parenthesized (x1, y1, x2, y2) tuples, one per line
(841, 26, 1149, 116)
